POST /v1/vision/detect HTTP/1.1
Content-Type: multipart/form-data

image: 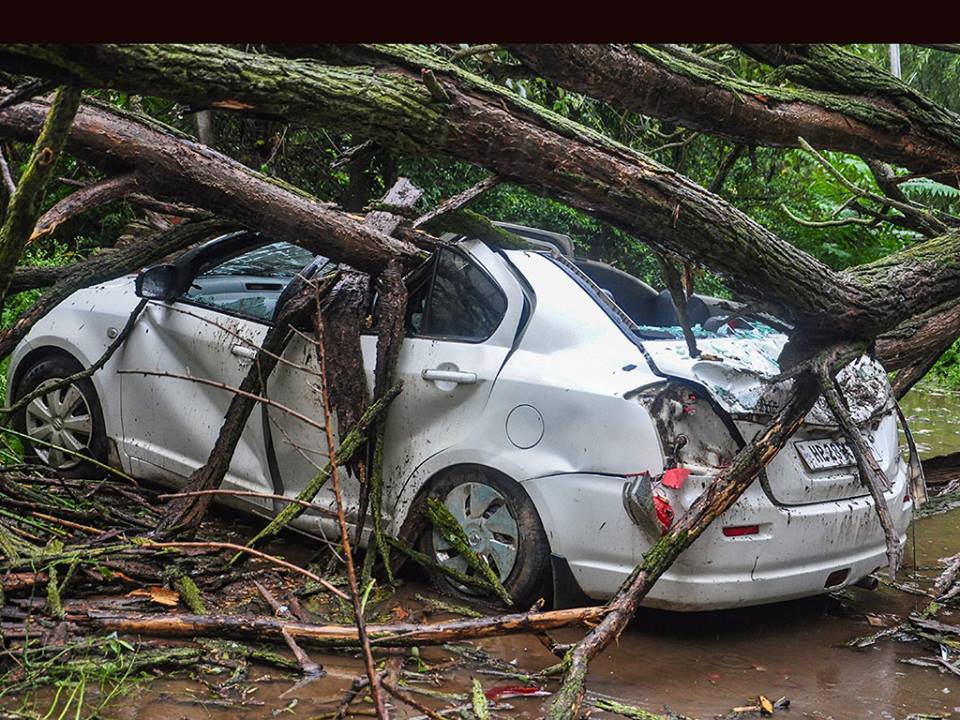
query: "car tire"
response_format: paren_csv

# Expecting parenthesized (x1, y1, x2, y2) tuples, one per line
(12, 353, 109, 478)
(418, 466, 551, 608)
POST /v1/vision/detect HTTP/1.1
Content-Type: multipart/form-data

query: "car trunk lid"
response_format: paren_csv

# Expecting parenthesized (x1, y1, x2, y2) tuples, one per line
(641, 330, 895, 505)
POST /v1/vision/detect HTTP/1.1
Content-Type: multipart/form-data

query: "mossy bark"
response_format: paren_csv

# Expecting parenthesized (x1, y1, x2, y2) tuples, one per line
(5, 44, 960, 344)
(0, 85, 80, 306)
(0, 93, 421, 275)
(242, 383, 402, 552)
(507, 44, 960, 180)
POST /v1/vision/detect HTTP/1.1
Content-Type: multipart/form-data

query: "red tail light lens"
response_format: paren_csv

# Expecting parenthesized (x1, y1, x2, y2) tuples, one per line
(722, 524, 759, 537)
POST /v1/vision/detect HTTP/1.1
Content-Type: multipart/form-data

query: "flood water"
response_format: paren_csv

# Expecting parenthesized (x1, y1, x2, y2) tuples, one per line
(47, 389, 960, 718)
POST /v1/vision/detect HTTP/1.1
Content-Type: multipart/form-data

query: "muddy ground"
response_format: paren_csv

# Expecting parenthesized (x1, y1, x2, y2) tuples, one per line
(4, 388, 960, 720)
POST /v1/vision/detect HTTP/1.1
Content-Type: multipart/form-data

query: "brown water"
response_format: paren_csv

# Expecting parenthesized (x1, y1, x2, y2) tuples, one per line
(25, 389, 960, 719)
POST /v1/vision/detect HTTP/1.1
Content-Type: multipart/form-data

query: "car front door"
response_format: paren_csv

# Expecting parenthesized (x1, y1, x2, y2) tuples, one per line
(117, 240, 316, 511)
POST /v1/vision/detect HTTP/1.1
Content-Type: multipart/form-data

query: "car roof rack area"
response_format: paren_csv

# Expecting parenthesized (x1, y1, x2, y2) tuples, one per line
(492, 222, 575, 257)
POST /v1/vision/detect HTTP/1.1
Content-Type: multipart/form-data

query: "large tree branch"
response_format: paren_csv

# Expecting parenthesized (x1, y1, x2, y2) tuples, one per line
(0, 97, 421, 275)
(31, 172, 139, 241)
(4, 44, 958, 346)
(546, 365, 825, 719)
(505, 44, 960, 181)
(739, 44, 960, 147)
(0, 85, 80, 303)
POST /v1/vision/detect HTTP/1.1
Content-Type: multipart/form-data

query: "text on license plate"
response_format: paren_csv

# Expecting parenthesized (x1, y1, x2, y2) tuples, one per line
(795, 439, 857, 471)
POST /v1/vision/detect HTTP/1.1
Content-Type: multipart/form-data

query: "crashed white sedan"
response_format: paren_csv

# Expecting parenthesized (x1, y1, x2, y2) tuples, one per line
(8, 224, 916, 609)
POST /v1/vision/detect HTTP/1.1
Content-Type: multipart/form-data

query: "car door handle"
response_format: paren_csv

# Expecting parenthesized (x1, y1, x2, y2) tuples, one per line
(421, 368, 478, 384)
(231, 344, 258, 360)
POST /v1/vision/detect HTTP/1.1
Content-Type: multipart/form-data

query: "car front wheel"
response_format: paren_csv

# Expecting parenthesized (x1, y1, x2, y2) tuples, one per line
(13, 353, 109, 477)
(419, 466, 551, 608)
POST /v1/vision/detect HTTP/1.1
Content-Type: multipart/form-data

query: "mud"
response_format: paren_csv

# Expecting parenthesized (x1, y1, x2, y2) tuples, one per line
(12, 388, 960, 719)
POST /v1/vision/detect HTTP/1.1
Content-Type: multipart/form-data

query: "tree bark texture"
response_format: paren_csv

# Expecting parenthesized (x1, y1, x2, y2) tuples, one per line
(3, 44, 959, 347)
(506, 44, 960, 181)
(0, 85, 80, 303)
(0, 96, 421, 275)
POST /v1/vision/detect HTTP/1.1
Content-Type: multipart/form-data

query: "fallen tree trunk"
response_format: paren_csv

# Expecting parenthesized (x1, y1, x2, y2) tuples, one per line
(5, 44, 960, 346)
(505, 44, 960, 181)
(81, 604, 608, 647)
(0, 97, 421, 274)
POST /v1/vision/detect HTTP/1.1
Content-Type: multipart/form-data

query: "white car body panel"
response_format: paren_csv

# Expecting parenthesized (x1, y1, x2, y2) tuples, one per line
(7, 237, 914, 611)
(117, 300, 273, 511)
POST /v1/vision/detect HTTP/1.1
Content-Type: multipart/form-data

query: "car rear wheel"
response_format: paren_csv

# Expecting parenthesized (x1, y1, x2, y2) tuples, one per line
(13, 353, 108, 478)
(419, 467, 551, 608)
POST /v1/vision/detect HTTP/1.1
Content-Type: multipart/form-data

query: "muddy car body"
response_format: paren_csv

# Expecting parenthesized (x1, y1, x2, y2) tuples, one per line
(8, 225, 915, 610)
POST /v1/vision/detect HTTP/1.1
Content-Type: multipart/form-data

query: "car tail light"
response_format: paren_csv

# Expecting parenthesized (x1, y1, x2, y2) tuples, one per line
(722, 524, 759, 537)
(904, 493, 911, 503)
(824, 569, 849, 588)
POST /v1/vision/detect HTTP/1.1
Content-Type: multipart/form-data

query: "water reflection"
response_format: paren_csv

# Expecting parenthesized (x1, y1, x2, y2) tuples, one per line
(900, 387, 960, 458)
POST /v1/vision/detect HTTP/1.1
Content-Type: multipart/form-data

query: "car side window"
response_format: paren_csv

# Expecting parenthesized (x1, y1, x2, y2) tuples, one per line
(182, 241, 320, 322)
(411, 249, 506, 341)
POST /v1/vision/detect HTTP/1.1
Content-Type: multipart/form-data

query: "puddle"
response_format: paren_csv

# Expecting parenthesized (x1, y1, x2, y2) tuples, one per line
(15, 388, 960, 719)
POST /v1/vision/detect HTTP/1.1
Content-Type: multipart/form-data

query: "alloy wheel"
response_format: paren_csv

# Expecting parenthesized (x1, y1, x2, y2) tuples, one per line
(23, 378, 93, 470)
(432, 481, 520, 593)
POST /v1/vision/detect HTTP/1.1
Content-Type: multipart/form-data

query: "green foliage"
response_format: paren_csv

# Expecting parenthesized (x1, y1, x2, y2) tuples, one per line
(925, 339, 960, 390)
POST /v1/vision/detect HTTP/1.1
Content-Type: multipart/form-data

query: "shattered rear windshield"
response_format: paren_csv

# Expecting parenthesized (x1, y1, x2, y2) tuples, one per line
(634, 321, 782, 341)
(208, 242, 319, 278)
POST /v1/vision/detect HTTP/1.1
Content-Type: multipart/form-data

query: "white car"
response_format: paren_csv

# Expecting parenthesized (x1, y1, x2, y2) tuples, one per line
(8, 225, 915, 610)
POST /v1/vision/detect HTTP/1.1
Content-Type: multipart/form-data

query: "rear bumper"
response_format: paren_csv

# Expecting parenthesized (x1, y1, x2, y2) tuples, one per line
(522, 460, 912, 611)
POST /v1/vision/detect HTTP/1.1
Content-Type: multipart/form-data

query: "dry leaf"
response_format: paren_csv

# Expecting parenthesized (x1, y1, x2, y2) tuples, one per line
(128, 586, 180, 607)
(759, 695, 774, 715)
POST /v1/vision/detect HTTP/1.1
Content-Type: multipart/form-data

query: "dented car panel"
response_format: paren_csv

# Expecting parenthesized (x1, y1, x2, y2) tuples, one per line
(7, 231, 917, 611)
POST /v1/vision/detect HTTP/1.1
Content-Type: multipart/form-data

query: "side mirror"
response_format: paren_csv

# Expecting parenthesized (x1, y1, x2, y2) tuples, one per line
(135, 264, 180, 301)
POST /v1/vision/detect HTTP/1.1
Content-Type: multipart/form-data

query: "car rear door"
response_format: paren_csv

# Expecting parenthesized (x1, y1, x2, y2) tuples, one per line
(265, 241, 525, 538)
(117, 241, 315, 511)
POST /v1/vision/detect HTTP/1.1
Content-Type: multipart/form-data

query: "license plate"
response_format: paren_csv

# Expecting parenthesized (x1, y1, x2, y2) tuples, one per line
(795, 439, 857, 471)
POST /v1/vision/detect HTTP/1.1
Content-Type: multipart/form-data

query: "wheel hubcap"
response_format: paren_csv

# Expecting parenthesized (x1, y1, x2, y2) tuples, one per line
(24, 378, 92, 470)
(432, 481, 519, 595)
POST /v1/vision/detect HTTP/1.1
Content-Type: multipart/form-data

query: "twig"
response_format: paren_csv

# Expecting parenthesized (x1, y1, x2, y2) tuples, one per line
(149, 541, 348, 599)
(798, 136, 950, 235)
(781, 203, 878, 228)
(4, 299, 148, 418)
(256, 581, 324, 677)
(117, 369, 330, 433)
(382, 678, 447, 720)
(151, 300, 323, 377)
